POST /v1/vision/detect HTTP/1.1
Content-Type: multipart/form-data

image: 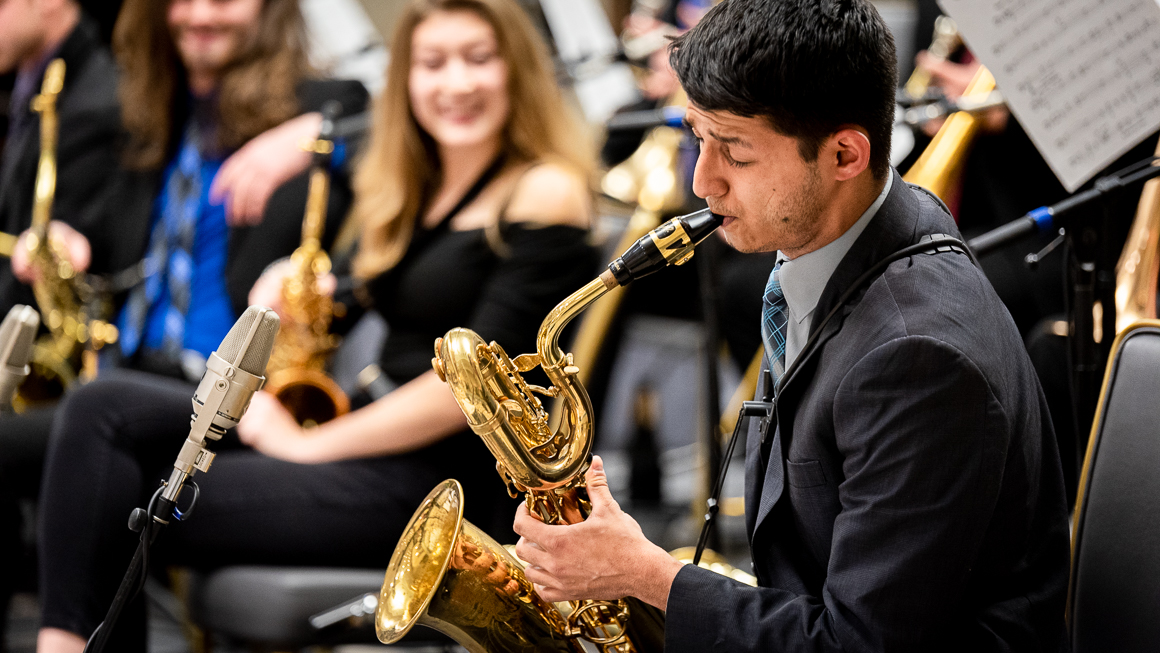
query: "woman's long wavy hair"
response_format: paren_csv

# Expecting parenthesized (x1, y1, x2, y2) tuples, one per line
(113, 0, 311, 170)
(347, 0, 593, 280)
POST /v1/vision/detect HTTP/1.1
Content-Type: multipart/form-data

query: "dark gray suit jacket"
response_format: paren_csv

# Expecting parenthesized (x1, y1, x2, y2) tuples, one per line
(0, 15, 120, 318)
(665, 171, 1071, 651)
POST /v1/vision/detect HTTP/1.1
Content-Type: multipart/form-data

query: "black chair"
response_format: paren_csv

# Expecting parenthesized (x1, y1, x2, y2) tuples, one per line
(1068, 320, 1160, 652)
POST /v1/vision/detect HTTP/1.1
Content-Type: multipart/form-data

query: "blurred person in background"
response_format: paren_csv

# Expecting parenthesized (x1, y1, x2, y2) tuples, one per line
(35, 0, 597, 651)
(0, 0, 366, 649)
(0, 0, 120, 645)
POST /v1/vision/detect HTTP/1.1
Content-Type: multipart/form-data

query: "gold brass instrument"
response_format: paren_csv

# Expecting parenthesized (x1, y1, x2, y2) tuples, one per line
(903, 16, 962, 101)
(378, 479, 587, 653)
(1113, 141, 1160, 333)
(19, 59, 118, 408)
(562, 123, 687, 402)
(902, 65, 997, 201)
(264, 110, 349, 427)
(376, 210, 724, 653)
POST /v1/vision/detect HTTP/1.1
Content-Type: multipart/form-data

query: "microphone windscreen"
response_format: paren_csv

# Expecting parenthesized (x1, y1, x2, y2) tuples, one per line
(0, 305, 39, 368)
(217, 306, 280, 376)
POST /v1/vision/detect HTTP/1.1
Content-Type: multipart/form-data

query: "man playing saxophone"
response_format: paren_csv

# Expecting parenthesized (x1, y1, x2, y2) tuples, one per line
(513, 1, 1071, 650)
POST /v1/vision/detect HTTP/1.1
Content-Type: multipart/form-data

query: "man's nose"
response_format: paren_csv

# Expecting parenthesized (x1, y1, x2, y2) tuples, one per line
(691, 150, 726, 200)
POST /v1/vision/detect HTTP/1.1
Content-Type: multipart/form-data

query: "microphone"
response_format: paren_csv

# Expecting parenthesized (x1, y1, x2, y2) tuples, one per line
(159, 306, 280, 507)
(603, 208, 725, 286)
(83, 306, 280, 653)
(0, 305, 39, 412)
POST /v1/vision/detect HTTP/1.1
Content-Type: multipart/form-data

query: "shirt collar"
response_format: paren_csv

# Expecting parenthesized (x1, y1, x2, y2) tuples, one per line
(776, 172, 893, 325)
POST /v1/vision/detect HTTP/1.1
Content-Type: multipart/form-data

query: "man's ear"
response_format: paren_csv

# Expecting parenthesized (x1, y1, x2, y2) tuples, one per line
(829, 127, 872, 182)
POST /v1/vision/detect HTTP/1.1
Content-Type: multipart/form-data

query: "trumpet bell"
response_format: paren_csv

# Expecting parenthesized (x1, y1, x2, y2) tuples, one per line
(377, 479, 584, 653)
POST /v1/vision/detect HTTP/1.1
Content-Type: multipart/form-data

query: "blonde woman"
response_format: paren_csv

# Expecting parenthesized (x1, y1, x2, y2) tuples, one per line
(36, 1, 595, 651)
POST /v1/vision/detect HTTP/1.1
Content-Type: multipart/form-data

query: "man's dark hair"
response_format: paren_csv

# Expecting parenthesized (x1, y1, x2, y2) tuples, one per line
(670, 0, 898, 178)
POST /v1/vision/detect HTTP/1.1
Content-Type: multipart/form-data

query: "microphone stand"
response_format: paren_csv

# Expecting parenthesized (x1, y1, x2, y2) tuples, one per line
(82, 376, 231, 653)
(966, 156, 1160, 465)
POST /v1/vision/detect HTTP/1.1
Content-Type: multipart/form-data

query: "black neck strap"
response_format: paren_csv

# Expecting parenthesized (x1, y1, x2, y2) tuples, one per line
(693, 234, 974, 566)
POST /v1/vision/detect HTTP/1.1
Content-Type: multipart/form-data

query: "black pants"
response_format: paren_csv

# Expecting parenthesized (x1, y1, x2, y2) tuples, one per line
(38, 369, 514, 652)
(0, 404, 57, 650)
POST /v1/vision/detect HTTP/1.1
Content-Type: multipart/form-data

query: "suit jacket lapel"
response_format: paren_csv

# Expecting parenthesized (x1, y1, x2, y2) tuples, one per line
(748, 169, 921, 539)
(0, 128, 36, 232)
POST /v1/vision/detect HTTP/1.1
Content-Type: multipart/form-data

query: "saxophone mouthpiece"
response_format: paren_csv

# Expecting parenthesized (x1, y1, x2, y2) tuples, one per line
(605, 208, 724, 287)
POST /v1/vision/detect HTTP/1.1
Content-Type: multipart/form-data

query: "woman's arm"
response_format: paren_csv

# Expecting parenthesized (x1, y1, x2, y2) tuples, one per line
(236, 369, 467, 463)
(237, 161, 593, 464)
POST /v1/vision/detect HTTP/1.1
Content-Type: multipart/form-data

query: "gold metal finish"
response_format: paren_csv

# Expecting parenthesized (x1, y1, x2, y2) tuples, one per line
(903, 16, 961, 101)
(380, 212, 732, 652)
(1113, 143, 1160, 332)
(18, 59, 118, 410)
(903, 66, 997, 201)
(377, 479, 586, 653)
(264, 132, 349, 427)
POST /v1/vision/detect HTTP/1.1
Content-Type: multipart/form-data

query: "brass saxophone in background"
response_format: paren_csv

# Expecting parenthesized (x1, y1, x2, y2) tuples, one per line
(1113, 140, 1160, 332)
(264, 105, 349, 427)
(19, 59, 118, 408)
(902, 64, 996, 201)
(376, 210, 725, 653)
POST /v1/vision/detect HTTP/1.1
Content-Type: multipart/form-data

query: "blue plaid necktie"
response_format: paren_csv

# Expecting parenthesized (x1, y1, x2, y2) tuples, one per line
(761, 262, 789, 388)
(118, 124, 201, 361)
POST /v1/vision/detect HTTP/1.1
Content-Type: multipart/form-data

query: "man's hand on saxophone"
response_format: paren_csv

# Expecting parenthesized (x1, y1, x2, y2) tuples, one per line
(11, 220, 91, 284)
(513, 455, 685, 611)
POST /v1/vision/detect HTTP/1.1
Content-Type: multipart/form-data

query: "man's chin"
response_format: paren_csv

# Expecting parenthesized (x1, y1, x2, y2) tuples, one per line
(718, 224, 769, 254)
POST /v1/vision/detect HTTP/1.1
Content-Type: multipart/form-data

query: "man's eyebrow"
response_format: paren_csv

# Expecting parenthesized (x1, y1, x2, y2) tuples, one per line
(708, 130, 751, 148)
(682, 117, 752, 148)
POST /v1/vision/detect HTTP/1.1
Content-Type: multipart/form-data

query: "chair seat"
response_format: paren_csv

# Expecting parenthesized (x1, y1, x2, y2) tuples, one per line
(192, 566, 384, 647)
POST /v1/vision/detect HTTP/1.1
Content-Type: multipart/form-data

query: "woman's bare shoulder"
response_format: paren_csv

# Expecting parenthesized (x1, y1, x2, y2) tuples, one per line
(504, 162, 591, 228)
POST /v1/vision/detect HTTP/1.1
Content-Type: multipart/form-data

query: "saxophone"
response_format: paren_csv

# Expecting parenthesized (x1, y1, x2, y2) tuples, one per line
(376, 210, 724, 653)
(902, 64, 996, 201)
(263, 106, 349, 427)
(19, 59, 118, 408)
(1113, 140, 1160, 332)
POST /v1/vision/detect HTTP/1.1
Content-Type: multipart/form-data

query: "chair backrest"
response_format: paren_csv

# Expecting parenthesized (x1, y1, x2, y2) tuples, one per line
(1068, 320, 1160, 652)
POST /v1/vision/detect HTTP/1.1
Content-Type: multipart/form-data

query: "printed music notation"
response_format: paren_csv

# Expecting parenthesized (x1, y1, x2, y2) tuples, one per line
(938, 0, 1160, 191)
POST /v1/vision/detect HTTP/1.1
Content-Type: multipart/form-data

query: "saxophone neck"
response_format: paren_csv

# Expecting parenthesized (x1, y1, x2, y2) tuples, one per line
(31, 59, 65, 233)
(536, 275, 616, 367)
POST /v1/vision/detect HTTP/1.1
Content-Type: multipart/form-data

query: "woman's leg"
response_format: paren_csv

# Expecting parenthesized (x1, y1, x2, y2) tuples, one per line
(0, 405, 57, 645)
(37, 370, 195, 653)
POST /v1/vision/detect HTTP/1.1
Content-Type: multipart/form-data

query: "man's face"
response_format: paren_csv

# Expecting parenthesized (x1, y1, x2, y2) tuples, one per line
(685, 104, 828, 255)
(0, 0, 45, 75)
(167, 0, 264, 83)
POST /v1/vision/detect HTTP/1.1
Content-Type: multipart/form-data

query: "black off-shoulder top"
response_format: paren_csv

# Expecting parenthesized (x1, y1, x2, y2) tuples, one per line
(343, 218, 599, 385)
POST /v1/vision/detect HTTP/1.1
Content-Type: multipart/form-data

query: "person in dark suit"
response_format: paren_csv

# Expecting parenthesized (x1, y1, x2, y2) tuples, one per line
(511, 1, 1072, 650)
(0, 0, 365, 647)
(0, 2, 120, 645)
(0, 0, 119, 318)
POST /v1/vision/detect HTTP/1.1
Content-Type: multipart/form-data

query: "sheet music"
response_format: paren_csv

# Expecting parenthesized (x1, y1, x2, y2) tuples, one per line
(938, 0, 1160, 191)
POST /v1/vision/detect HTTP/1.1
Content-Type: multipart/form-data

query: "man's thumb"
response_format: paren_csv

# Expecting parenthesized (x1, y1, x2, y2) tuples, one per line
(585, 455, 616, 509)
